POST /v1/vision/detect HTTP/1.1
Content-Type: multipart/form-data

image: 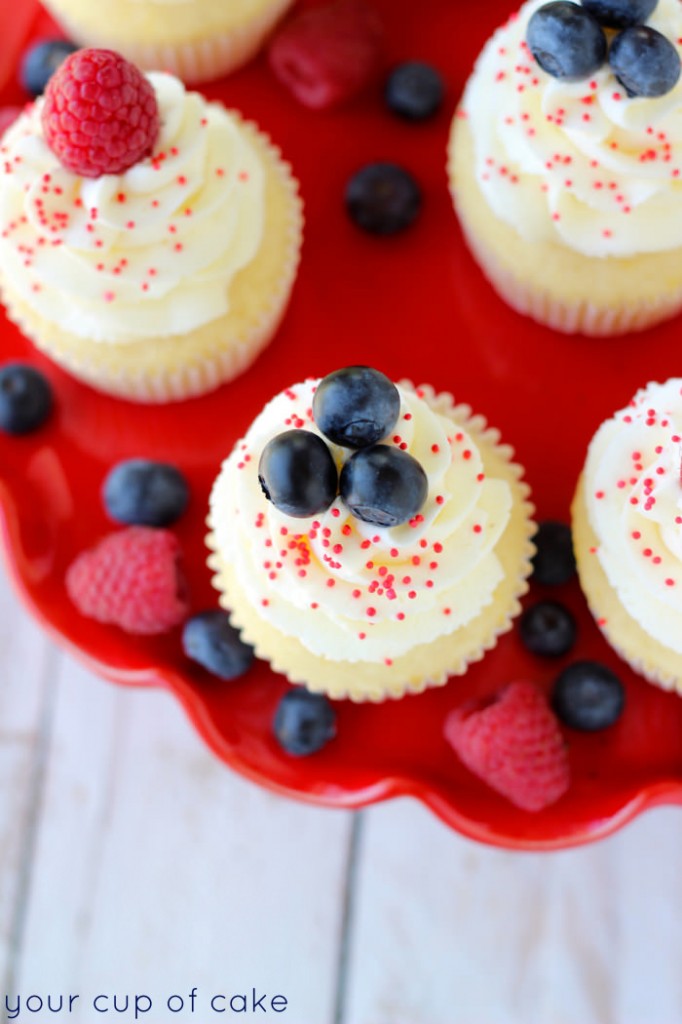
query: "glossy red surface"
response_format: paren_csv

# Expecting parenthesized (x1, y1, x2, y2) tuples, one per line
(2, 0, 682, 850)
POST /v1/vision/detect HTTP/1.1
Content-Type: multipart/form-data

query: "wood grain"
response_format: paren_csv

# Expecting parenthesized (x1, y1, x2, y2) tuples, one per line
(3, 567, 682, 1024)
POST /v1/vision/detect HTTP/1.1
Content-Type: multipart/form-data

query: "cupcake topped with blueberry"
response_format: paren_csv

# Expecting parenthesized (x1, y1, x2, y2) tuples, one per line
(448, 0, 682, 336)
(206, 367, 536, 702)
(0, 47, 303, 402)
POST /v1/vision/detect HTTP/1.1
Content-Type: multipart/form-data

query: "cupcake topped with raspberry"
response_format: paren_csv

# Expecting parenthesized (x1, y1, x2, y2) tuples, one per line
(0, 48, 303, 402)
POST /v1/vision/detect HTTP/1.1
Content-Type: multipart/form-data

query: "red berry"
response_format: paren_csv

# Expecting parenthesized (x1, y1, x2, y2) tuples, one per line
(66, 526, 189, 635)
(444, 681, 570, 812)
(268, 0, 384, 110)
(41, 48, 160, 178)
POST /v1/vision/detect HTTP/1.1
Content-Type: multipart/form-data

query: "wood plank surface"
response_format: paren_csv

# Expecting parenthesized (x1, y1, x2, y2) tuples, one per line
(0, 568, 56, 1000)
(342, 797, 682, 1024)
(4, 564, 682, 1024)
(0, 571, 354, 1023)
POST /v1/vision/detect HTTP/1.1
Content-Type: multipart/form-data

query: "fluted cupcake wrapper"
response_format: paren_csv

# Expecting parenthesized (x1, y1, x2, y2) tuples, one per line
(1, 117, 303, 404)
(206, 385, 537, 703)
(42, 0, 294, 84)
(572, 475, 682, 694)
(448, 115, 682, 338)
(454, 213, 682, 338)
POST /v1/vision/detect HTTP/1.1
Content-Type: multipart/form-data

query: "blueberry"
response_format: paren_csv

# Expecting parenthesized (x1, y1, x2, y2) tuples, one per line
(258, 429, 338, 518)
(520, 600, 577, 657)
(273, 688, 337, 756)
(20, 40, 79, 97)
(313, 366, 400, 449)
(340, 444, 427, 526)
(551, 660, 625, 730)
(527, 2, 607, 80)
(182, 610, 254, 681)
(345, 162, 422, 235)
(609, 25, 680, 97)
(384, 61, 445, 120)
(102, 459, 189, 527)
(531, 521, 576, 585)
(581, 0, 657, 29)
(0, 363, 52, 435)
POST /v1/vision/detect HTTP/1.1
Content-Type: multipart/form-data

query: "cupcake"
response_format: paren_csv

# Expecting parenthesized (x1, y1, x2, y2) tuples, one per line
(572, 378, 682, 692)
(40, 0, 296, 84)
(206, 367, 536, 702)
(448, 0, 682, 336)
(0, 49, 302, 403)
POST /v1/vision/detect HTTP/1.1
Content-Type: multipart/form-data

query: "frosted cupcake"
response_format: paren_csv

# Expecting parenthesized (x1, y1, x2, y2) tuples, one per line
(40, 0, 296, 84)
(207, 367, 536, 702)
(448, 0, 682, 336)
(0, 49, 303, 402)
(573, 378, 682, 692)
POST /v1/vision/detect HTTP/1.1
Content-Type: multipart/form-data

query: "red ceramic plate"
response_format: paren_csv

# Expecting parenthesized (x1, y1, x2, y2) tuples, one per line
(2, 0, 682, 851)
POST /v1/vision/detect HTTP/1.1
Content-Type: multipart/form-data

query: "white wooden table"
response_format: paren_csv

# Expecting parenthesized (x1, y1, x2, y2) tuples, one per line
(2, 565, 682, 1024)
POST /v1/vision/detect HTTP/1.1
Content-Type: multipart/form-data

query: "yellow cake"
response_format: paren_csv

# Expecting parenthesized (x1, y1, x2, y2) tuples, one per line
(41, 0, 296, 84)
(573, 378, 682, 693)
(206, 371, 536, 702)
(0, 67, 303, 402)
(448, 0, 682, 336)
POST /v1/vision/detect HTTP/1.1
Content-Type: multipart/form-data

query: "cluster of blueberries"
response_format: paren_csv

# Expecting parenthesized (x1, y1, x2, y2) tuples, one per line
(527, 0, 681, 97)
(258, 366, 428, 528)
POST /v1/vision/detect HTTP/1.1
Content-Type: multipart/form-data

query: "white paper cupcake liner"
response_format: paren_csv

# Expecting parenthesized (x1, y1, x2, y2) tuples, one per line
(572, 475, 682, 694)
(43, 0, 294, 83)
(448, 114, 682, 338)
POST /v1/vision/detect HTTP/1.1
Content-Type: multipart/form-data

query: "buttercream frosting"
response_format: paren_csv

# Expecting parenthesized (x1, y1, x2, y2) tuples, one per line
(209, 379, 515, 665)
(460, 0, 682, 257)
(0, 72, 265, 342)
(583, 378, 682, 653)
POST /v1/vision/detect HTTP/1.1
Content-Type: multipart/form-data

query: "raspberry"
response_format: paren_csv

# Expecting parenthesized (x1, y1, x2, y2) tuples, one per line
(66, 526, 189, 635)
(444, 681, 570, 812)
(268, 0, 384, 110)
(41, 49, 159, 178)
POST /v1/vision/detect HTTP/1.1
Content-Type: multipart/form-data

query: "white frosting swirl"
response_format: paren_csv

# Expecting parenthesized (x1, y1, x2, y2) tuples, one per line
(584, 379, 682, 652)
(461, 0, 682, 257)
(0, 72, 264, 342)
(209, 379, 514, 664)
